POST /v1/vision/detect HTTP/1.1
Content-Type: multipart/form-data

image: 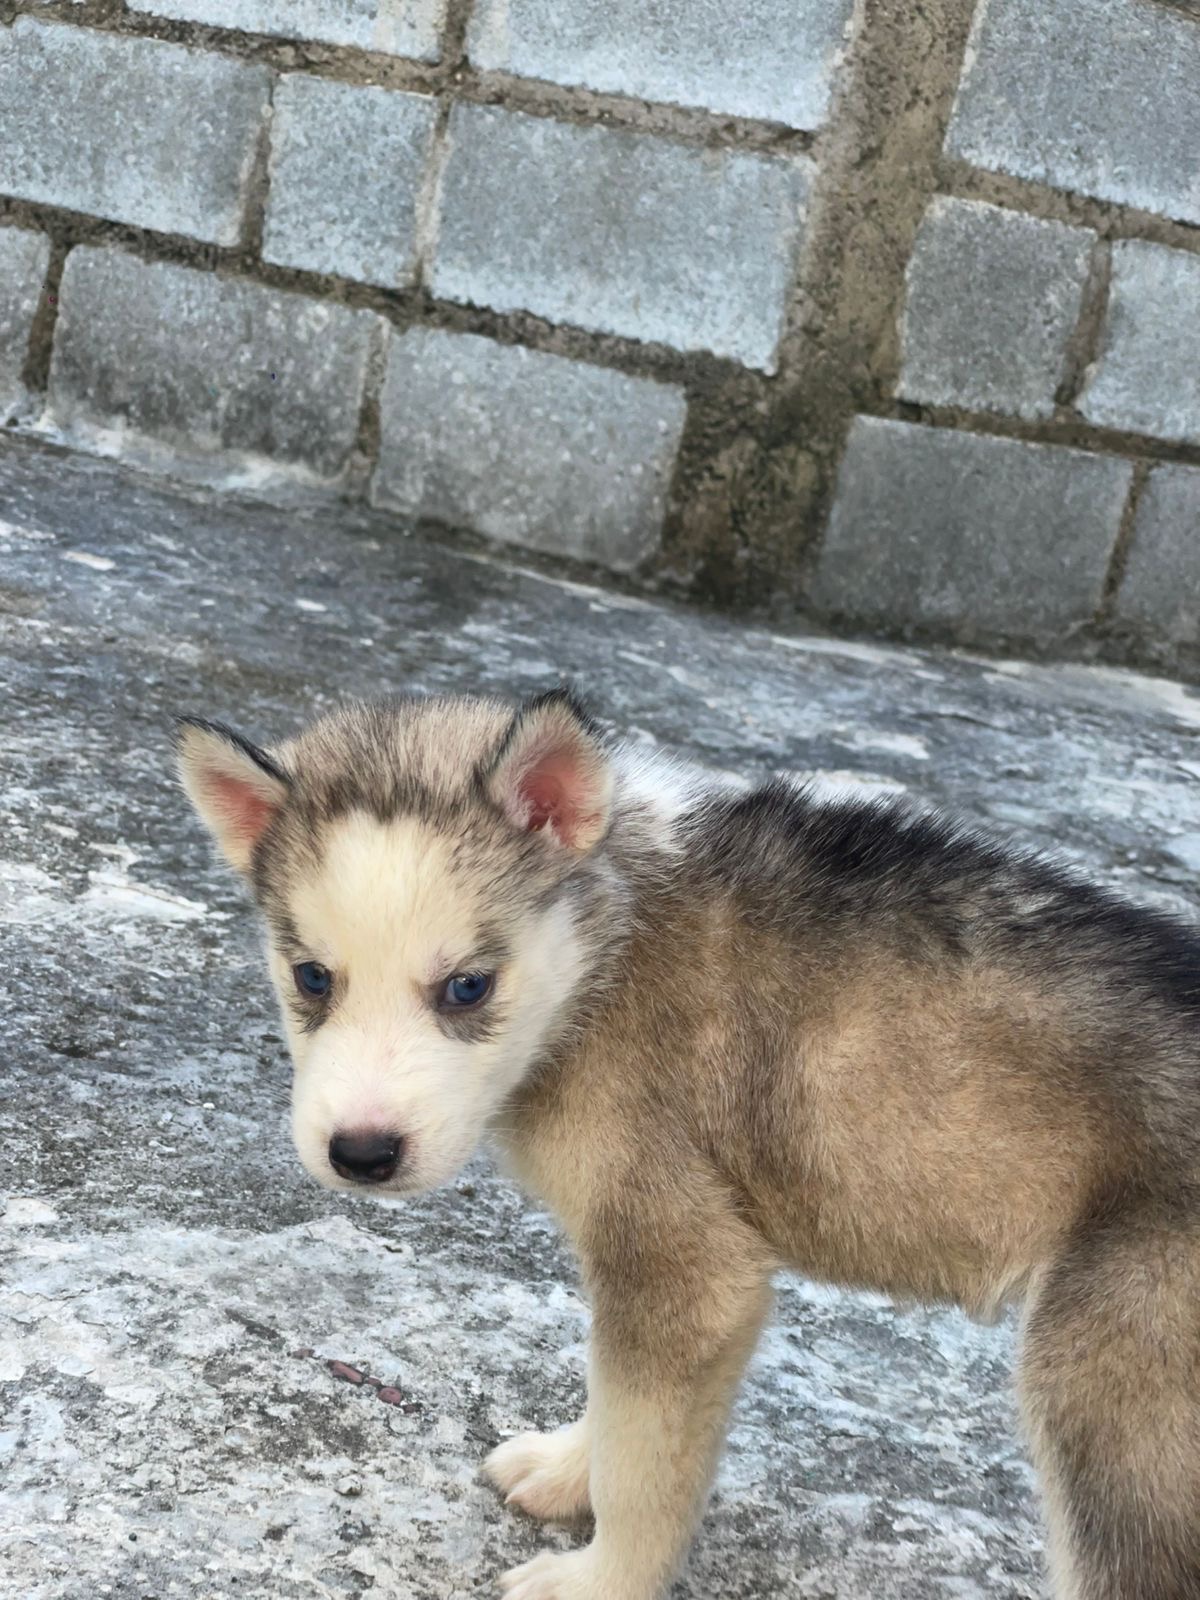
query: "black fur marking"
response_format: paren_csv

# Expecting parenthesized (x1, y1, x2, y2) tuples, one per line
(434, 1000, 502, 1045)
(522, 684, 606, 740)
(689, 780, 1200, 1017)
(479, 685, 606, 786)
(174, 715, 292, 788)
(290, 969, 341, 1036)
(297, 1001, 333, 1036)
(292, 772, 459, 832)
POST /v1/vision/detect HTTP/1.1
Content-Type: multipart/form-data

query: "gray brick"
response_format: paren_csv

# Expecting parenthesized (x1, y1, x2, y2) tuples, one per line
(1115, 466, 1200, 646)
(126, 0, 446, 60)
(48, 250, 376, 480)
(431, 105, 810, 372)
(0, 228, 50, 417)
(898, 197, 1093, 420)
(373, 328, 686, 570)
(0, 20, 269, 246)
(946, 0, 1200, 226)
(467, 0, 854, 131)
(812, 418, 1132, 636)
(1078, 242, 1200, 445)
(263, 78, 439, 288)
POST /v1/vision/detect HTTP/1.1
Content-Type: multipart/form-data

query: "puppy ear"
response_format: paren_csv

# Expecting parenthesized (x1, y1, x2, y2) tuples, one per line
(175, 717, 290, 875)
(484, 690, 613, 854)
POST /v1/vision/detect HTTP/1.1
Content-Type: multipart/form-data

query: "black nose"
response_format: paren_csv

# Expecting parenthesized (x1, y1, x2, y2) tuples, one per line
(328, 1131, 404, 1184)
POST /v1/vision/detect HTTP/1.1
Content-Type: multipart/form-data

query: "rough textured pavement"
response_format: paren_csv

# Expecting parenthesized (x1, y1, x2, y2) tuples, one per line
(3, 435, 1200, 1600)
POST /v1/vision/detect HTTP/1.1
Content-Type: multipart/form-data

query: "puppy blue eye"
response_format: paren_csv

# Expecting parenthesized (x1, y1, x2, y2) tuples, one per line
(443, 972, 493, 1008)
(294, 962, 332, 998)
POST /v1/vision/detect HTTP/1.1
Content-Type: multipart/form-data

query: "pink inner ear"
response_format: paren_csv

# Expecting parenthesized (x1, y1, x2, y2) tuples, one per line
(206, 770, 278, 847)
(517, 751, 592, 845)
(521, 770, 565, 834)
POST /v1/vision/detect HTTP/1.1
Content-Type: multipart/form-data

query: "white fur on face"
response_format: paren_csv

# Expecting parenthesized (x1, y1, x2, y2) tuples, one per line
(271, 811, 588, 1194)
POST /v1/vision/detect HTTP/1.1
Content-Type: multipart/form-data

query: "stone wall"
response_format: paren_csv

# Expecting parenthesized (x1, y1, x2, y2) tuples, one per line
(0, 0, 1198, 675)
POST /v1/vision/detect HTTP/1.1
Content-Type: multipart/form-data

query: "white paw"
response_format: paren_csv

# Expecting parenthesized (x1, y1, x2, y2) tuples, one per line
(484, 1421, 591, 1522)
(498, 1548, 604, 1599)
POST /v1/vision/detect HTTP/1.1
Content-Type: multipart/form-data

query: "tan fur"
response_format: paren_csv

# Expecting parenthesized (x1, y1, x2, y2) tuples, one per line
(485, 1416, 593, 1522)
(177, 694, 1200, 1600)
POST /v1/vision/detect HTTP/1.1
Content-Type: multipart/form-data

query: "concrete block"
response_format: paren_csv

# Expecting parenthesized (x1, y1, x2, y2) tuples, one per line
(812, 418, 1132, 637)
(0, 228, 50, 417)
(1078, 241, 1200, 445)
(946, 0, 1200, 226)
(48, 249, 376, 480)
(1114, 466, 1200, 646)
(373, 328, 687, 570)
(898, 197, 1093, 420)
(431, 105, 810, 371)
(0, 20, 269, 247)
(126, 0, 447, 60)
(263, 77, 439, 287)
(467, 0, 855, 130)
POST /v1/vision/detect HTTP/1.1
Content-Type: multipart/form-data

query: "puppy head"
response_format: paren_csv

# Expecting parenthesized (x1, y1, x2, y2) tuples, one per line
(176, 691, 614, 1195)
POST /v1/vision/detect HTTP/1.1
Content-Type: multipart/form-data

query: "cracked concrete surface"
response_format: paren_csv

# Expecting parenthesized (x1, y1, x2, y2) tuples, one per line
(3, 435, 1200, 1600)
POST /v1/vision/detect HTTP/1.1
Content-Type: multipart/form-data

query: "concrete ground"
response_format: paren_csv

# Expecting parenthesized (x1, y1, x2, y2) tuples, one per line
(3, 434, 1200, 1600)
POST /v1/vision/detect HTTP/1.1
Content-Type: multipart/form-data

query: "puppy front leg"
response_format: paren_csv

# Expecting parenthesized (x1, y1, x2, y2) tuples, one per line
(499, 1274, 773, 1600)
(485, 1413, 593, 1522)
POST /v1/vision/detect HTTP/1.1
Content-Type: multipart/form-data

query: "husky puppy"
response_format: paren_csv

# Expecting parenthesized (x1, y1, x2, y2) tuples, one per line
(176, 689, 1200, 1600)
